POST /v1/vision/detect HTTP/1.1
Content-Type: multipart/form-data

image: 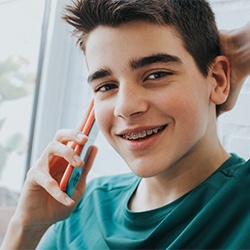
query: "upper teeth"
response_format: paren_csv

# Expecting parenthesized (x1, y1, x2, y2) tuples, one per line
(122, 126, 164, 140)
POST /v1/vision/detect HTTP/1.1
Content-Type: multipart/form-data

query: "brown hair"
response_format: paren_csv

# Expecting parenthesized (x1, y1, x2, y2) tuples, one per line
(63, 0, 220, 76)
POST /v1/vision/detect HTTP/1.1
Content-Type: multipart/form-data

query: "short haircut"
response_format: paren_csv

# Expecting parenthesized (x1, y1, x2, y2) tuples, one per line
(63, 0, 220, 76)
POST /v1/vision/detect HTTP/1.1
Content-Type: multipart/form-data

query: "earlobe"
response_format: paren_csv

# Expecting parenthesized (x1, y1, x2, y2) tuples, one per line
(209, 56, 230, 105)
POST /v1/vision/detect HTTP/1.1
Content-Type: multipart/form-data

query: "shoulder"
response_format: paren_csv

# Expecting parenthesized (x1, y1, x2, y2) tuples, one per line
(220, 153, 250, 190)
(72, 172, 139, 211)
(230, 154, 250, 188)
(41, 173, 140, 248)
(220, 153, 246, 175)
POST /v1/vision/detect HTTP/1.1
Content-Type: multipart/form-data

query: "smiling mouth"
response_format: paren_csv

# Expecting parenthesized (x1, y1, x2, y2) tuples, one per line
(122, 125, 166, 141)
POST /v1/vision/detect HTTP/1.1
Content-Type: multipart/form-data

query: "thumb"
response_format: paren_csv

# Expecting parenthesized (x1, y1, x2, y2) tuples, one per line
(72, 145, 98, 202)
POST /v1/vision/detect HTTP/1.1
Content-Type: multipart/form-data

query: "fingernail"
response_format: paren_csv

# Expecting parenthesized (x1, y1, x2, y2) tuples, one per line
(76, 132, 85, 140)
(74, 155, 82, 164)
(65, 196, 74, 205)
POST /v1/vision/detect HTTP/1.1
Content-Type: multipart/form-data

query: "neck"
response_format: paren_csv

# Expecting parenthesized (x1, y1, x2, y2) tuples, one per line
(129, 138, 230, 212)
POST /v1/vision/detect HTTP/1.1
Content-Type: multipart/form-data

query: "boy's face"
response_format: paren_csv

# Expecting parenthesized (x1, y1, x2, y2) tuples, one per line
(85, 21, 216, 177)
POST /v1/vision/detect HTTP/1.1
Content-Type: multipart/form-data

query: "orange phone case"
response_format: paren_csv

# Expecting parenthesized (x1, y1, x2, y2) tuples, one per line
(59, 100, 95, 191)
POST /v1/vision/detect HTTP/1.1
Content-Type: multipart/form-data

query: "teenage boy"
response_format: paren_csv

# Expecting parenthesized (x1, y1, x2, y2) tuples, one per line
(1, 0, 250, 249)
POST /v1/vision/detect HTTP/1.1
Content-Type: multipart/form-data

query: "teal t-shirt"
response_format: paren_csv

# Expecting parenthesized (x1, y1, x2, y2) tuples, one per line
(38, 154, 250, 249)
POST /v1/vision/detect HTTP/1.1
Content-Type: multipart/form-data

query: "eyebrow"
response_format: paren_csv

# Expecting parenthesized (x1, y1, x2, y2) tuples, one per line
(130, 53, 183, 70)
(87, 68, 112, 83)
(87, 53, 182, 83)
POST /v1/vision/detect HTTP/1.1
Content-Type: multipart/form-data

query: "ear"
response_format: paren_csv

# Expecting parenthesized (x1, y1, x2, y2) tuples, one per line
(209, 56, 230, 105)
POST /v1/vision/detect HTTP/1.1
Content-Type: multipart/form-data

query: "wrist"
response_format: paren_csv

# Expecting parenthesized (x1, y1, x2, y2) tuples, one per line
(1, 214, 50, 250)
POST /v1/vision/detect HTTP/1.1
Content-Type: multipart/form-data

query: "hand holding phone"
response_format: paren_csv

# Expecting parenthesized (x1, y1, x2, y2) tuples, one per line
(59, 100, 98, 194)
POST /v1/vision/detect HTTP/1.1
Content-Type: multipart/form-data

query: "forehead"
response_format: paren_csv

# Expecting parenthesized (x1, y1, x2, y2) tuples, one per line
(85, 21, 188, 71)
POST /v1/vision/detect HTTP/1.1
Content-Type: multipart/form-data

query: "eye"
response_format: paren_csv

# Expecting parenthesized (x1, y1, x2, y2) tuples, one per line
(147, 71, 172, 80)
(96, 83, 118, 92)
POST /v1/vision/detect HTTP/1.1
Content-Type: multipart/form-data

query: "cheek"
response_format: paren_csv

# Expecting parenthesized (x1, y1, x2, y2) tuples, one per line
(160, 90, 207, 131)
(95, 107, 105, 130)
(158, 92, 194, 117)
(179, 98, 210, 143)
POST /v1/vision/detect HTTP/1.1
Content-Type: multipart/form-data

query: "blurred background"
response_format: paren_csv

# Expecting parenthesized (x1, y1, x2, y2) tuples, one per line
(0, 0, 250, 243)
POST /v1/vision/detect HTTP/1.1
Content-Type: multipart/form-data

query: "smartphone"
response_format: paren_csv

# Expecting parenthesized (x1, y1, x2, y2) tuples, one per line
(59, 104, 99, 195)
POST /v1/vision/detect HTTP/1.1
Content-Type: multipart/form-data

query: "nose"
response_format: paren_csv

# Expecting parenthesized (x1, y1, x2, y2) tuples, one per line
(113, 82, 148, 120)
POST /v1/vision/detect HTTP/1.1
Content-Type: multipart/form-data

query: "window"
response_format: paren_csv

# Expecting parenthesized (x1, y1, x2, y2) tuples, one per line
(0, 0, 47, 242)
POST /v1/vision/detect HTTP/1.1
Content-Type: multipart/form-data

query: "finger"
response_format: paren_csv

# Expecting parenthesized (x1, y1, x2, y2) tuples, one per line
(40, 141, 84, 169)
(82, 146, 98, 176)
(27, 167, 75, 207)
(72, 146, 98, 201)
(53, 129, 88, 146)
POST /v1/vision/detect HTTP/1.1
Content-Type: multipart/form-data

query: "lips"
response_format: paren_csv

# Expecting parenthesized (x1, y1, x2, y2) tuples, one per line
(122, 125, 166, 140)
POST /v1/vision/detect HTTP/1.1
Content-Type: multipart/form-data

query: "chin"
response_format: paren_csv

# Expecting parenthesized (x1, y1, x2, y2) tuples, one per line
(126, 160, 165, 178)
